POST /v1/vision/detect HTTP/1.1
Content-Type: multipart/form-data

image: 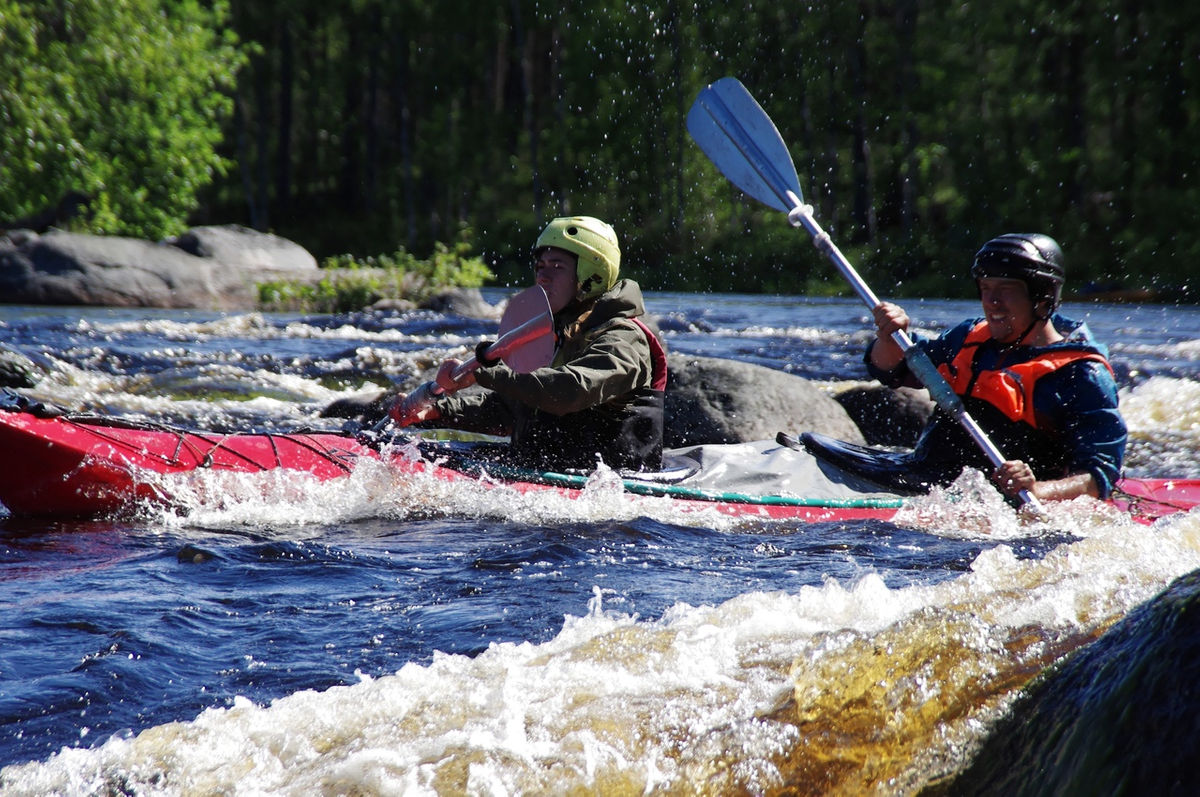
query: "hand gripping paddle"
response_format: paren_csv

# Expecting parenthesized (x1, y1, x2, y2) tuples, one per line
(687, 76, 1044, 514)
(389, 285, 555, 426)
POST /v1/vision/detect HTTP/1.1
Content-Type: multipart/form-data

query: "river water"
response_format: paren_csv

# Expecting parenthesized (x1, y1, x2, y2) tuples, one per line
(2, 290, 1200, 794)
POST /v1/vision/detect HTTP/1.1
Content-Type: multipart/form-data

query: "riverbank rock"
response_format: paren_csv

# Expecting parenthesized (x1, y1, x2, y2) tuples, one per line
(0, 225, 317, 309)
(166, 225, 317, 276)
(418, 288, 502, 319)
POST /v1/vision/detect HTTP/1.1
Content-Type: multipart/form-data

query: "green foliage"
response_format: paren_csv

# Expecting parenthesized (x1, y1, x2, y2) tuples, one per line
(0, 0, 246, 239)
(5, 1, 1197, 298)
(321, 237, 493, 290)
(257, 233, 495, 313)
(204, 1, 1200, 297)
(256, 273, 384, 315)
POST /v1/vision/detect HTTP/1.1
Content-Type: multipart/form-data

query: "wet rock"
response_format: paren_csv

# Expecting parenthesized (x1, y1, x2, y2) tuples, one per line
(368, 297, 418, 312)
(321, 389, 393, 423)
(664, 354, 866, 447)
(834, 384, 934, 447)
(0, 344, 45, 388)
(930, 568, 1200, 796)
(176, 544, 215, 564)
(418, 288, 500, 320)
(323, 353, 868, 447)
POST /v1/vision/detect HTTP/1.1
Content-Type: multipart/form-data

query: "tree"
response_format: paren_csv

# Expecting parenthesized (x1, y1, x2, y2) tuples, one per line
(0, 0, 246, 240)
(53, 0, 1186, 297)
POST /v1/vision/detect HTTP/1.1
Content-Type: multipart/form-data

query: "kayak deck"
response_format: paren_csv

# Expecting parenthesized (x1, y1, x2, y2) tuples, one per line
(0, 409, 388, 517)
(0, 405, 1195, 524)
(0, 409, 903, 521)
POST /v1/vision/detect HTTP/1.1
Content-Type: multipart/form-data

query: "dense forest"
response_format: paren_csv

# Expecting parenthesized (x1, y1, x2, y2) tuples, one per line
(3, 1, 1198, 298)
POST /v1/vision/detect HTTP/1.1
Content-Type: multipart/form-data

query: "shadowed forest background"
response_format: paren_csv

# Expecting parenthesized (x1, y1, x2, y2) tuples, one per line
(2, 0, 1197, 299)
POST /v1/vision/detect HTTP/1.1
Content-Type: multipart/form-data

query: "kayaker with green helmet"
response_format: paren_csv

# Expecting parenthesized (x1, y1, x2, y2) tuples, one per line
(866, 233, 1127, 502)
(389, 215, 667, 471)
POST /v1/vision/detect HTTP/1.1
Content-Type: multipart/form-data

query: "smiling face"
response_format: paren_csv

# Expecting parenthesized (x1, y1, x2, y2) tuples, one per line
(978, 276, 1037, 344)
(534, 247, 580, 314)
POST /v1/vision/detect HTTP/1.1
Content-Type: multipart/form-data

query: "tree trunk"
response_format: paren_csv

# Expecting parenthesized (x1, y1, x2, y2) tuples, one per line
(364, 14, 381, 215)
(1063, 5, 1087, 211)
(850, 0, 876, 244)
(275, 20, 293, 216)
(895, 0, 918, 239)
(394, 34, 415, 249)
(340, 28, 363, 211)
(253, 61, 271, 230)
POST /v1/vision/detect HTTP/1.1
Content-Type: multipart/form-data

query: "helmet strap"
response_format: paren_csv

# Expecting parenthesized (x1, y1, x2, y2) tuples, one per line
(1032, 293, 1057, 322)
(1016, 318, 1040, 346)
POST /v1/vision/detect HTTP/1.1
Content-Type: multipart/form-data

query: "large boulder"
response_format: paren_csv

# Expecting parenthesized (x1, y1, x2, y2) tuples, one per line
(833, 384, 934, 447)
(938, 569, 1200, 796)
(324, 353, 869, 448)
(0, 226, 317, 309)
(664, 354, 866, 447)
(166, 224, 317, 276)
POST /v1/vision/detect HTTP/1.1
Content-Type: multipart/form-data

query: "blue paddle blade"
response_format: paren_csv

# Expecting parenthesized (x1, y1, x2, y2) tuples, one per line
(686, 77, 804, 212)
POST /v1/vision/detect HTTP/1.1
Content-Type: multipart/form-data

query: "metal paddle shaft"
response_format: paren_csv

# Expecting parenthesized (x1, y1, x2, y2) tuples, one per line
(687, 76, 1043, 513)
(390, 285, 555, 426)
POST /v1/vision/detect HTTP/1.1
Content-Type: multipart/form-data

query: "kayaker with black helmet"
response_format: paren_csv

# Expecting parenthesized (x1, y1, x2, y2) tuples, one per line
(866, 233, 1127, 502)
(388, 215, 666, 472)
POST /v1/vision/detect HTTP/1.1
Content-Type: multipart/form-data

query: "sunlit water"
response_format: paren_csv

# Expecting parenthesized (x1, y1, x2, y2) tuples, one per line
(2, 292, 1200, 795)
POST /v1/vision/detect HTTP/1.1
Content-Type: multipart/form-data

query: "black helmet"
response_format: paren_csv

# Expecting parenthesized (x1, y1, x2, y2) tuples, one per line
(971, 233, 1066, 317)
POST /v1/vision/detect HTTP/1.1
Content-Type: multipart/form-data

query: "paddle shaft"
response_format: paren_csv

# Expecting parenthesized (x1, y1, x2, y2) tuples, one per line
(787, 198, 1028, 483)
(392, 311, 554, 424)
(690, 78, 1042, 512)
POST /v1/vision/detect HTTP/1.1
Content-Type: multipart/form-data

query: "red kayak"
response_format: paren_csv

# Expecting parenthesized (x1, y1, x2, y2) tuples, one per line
(0, 403, 1196, 523)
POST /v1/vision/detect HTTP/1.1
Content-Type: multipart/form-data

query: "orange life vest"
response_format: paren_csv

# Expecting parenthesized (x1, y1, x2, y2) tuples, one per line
(936, 321, 1114, 428)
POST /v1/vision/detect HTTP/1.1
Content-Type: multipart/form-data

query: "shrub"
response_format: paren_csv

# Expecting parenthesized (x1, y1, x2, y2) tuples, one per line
(257, 232, 495, 313)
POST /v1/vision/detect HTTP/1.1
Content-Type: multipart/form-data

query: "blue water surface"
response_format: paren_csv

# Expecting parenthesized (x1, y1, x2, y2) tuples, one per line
(1, 292, 1198, 770)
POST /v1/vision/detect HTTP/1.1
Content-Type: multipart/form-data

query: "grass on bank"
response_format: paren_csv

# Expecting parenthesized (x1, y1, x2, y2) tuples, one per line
(256, 234, 494, 313)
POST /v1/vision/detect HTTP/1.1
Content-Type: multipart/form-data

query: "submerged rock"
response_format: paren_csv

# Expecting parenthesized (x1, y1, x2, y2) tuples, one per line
(0, 344, 45, 389)
(930, 569, 1200, 796)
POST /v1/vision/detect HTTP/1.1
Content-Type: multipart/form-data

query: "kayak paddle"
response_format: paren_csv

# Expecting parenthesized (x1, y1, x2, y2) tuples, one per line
(389, 285, 555, 426)
(687, 76, 1044, 513)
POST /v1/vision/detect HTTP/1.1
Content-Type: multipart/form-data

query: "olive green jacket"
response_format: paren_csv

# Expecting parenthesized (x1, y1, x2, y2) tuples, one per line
(431, 279, 664, 470)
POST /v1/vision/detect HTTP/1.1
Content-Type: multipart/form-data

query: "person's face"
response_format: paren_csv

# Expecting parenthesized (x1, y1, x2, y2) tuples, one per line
(978, 277, 1036, 343)
(534, 247, 579, 314)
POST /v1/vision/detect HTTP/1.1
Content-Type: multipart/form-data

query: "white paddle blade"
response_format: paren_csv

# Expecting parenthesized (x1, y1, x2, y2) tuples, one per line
(686, 77, 804, 212)
(496, 285, 555, 373)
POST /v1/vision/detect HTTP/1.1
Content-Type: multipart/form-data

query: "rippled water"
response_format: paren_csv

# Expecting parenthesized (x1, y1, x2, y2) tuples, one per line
(2, 291, 1200, 794)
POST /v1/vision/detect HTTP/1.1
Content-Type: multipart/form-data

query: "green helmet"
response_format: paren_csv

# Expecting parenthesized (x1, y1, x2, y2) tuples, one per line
(534, 216, 620, 301)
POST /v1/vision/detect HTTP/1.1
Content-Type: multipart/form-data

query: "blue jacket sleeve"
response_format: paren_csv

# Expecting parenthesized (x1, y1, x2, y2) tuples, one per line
(1037, 360, 1127, 498)
(864, 320, 975, 388)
